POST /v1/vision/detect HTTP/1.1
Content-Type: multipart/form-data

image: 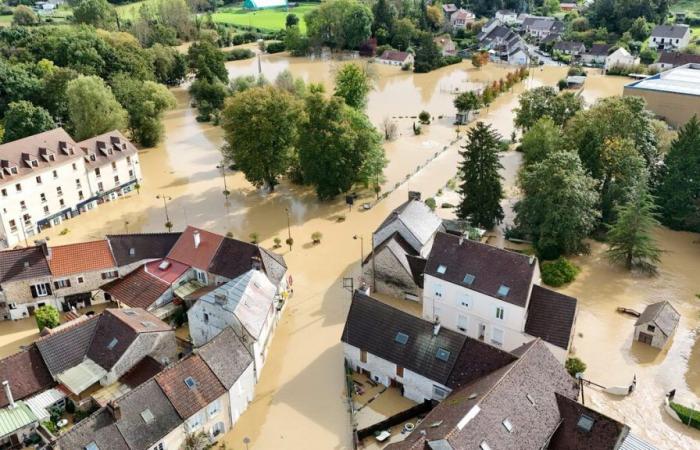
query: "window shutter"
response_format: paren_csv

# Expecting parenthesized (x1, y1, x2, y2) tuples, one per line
(30, 285, 37, 298)
(54, 282, 60, 290)
(67, 279, 71, 287)
(45, 283, 52, 295)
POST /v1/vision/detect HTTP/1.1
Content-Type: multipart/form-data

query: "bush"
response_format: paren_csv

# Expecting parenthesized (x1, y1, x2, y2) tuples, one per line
(249, 232, 260, 244)
(565, 357, 586, 377)
(541, 257, 580, 287)
(558, 79, 568, 90)
(441, 55, 463, 66)
(65, 399, 75, 414)
(670, 402, 700, 430)
(35, 305, 60, 331)
(425, 197, 436, 211)
(226, 48, 255, 61)
(266, 41, 285, 53)
(418, 111, 431, 124)
(42, 421, 57, 434)
(273, 237, 282, 248)
(567, 66, 586, 76)
(441, 202, 454, 208)
(311, 231, 322, 244)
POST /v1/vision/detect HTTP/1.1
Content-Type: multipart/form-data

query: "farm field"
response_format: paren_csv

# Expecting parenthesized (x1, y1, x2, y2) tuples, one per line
(671, 0, 700, 16)
(212, 2, 318, 32)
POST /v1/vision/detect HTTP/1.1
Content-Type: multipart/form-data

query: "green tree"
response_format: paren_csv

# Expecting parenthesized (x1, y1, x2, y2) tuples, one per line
(0, 59, 42, 117)
(543, 0, 560, 15)
(372, 0, 397, 42)
(189, 79, 227, 120)
(606, 179, 661, 272)
(334, 63, 373, 110)
(157, 0, 196, 40)
(182, 431, 212, 450)
(221, 86, 302, 190)
(150, 44, 187, 86)
(73, 0, 116, 29)
(457, 122, 504, 229)
(12, 5, 39, 26)
(520, 117, 564, 167)
(413, 32, 442, 73)
(305, 0, 372, 49)
(391, 17, 417, 51)
(35, 305, 60, 331)
(425, 5, 443, 30)
(284, 25, 310, 56)
(657, 115, 700, 232)
(639, 47, 657, 65)
(565, 357, 586, 377)
(454, 91, 482, 118)
(66, 75, 127, 140)
(514, 87, 583, 131)
(188, 40, 228, 83)
(599, 137, 647, 223)
(515, 151, 599, 258)
(112, 75, 176, 147)
(2, 101, 56, 144)
(286, 13, 299, 28)
(629, 16, 652, 41)
(38, 67, 79, 125)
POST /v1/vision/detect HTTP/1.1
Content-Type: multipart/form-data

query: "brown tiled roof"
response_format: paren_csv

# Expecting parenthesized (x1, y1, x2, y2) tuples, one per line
(48, 239, 117, 276)
(426, 233, 537, 307)
(380, 50, 411, 62)
(525, 285, 577, 349)
(548, 393, 629, 450)
(35, 315, 100, 376)
(102, 266, 170, 309)
(208, 236, 286, 286)
(106, 308, 171, 334)
(167, 226, 224, 271)
(107, 233, 181, 266)
(658, 52, 700, 66)
(0, 128, 81, 186)
(0, 246, 51, 284)
(0, 344, 54, 408)
(155, 355, 226, 420)
(119, 356, 163, 389)
(76, 130, 138, 170)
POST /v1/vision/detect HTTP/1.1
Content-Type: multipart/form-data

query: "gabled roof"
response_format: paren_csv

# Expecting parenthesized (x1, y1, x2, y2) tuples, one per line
(107, 233, 181, 266)
(35, 315, 100, 377)
(587, 43, 612, 56)
(658, 51, 700, 66)
(0, 345, 54, 408)
(167, 226, 225, 271)
(525, 285, 577, 349)
(208, 236, 286, 286)
(554, 41, 585, 52)
(425, 233, 536, 308)
(55, 409, 129, 450)
(119, 356, 163, 389)
(77, 130, 138, 170)
(145, 258, 189, 284)
(375, 199, 444, 252)
(406, 254, 427, 288)
(651, 24, 690, 39)
(197, 327, 253, 389)
(342, 292, 516, 388)
(48, 240, 116, 276)
(635, 301, 680, 336)
(155, 355, 226, 420)
(0, 246, 51, 284)
(379, 50, 411, 62)
(101, 266, 170, 310)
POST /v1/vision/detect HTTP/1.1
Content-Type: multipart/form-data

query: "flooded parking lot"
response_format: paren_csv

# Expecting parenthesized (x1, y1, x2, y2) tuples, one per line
(0, 52, 695, 448)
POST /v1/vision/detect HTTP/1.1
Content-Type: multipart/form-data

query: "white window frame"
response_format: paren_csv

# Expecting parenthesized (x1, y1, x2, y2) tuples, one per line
(433, 283, 444, 299)
(195, 269, 208, 284)
(187, 412, 204, 432)
(457, 315, 468, 332)
(458, 292, 472, 309)
(496, 307, 504, 320)
(207, 398, 221, 418)
(34, 283, 49, 297)
(432, 385, 449, 400)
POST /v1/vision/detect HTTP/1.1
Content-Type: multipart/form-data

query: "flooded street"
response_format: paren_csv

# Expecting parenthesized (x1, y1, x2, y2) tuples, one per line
(0, 52, 694, 448)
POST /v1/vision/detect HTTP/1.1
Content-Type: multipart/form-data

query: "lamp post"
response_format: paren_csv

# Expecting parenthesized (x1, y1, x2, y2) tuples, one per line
(353, 235, 364, 270)
(285, 207, 293, 251)
(216, 160, 230, 198)
(156, 194, 173, 231)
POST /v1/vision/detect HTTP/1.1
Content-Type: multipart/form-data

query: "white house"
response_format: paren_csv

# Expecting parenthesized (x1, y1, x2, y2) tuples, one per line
(649, 24, 691, 51)
(634, 301, 680, 349)
(421, 233, 577, 362)
(495, 10, 518, 25)
(605, 47, 640, 71)
(450, 9, 475, 30)
(508, 47, 530, 65)
(377, 50, 414, 67)
(188, 269, 281, 380)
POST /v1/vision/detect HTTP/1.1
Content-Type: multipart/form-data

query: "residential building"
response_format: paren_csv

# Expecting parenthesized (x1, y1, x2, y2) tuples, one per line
(434, 34, 457, 56)
(107, 232, 182, 276)
(522, 17, 565, 40)
(188, 270, 280, 379)
(605, 47, 640, 71)
(651, 51, 700, 71)
(624, 63, 700, 127)
(0, 128, 142, 248)
(581, 43, 612, 66)
(559, 2, 579, 11)
(634, 301, 680, 348)
(422, 232, 577, 361)
(649, 24, 691, 51)
(442, 3, 457, 18)
(0, 346, 54, 409)
(0, 245, 54, 320)
(508, 47, 530, 65)
(450, 8, 475, 30)
(0, 400, 40, 449)
(553, 40, 586, 57)
(495, 10, 518, 25)
(377, 50, 414, 67)
(478, 20, 529, 65)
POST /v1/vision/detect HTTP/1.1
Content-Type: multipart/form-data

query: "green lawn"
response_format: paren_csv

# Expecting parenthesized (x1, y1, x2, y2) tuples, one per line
(671, 0, 700, 16)
(211, 2, 318, 32)
(0, 15, 12, 27)
(115, 0, 157, 21)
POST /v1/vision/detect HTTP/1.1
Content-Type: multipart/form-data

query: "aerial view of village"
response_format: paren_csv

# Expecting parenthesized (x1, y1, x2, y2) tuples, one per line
(0, 0, 699, 449)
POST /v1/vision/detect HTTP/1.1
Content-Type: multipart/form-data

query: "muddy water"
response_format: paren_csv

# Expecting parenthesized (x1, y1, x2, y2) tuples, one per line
(10, 53, 691, 449)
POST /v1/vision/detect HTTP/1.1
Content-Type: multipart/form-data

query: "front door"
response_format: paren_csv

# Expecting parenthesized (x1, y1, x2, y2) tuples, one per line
(478, 323, 486, 341)
(27, 305, 35, 316)
(638, 332, 654, 345)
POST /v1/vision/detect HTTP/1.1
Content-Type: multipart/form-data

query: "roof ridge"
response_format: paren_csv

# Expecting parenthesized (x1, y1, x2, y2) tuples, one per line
(36, 314, 101, 343)
(49, 238, 110, 249)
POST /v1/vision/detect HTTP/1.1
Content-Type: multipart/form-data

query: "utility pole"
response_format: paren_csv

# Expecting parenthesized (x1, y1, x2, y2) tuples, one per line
(156, 194, 173, 231)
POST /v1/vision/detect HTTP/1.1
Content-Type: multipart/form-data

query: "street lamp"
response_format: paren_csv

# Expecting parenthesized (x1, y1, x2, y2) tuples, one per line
(353, 235, 364, 269)
(284, 208, 293, 251)
(156, 194, 173, 231)
(216, 160, 230, 198)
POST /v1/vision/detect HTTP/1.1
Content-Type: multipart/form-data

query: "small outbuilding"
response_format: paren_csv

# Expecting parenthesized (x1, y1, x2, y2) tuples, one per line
(634, 301, 680, 349)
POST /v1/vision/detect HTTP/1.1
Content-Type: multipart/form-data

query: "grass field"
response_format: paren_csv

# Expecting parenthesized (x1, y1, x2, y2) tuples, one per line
(671, 0, 700, 16)
(211, 2, 318, 32)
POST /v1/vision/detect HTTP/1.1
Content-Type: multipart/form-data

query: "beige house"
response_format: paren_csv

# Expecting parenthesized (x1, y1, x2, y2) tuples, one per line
(634, 301, 680, 349)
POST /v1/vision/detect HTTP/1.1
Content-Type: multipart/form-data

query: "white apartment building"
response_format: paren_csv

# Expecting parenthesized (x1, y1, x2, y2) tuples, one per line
(0, 128, 142, 248)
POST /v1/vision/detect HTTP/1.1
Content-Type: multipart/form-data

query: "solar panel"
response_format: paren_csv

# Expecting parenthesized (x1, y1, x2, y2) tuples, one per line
(463, 274, 475, 285)
(395, 332, 409, 345)
(436, 347, 451, 362)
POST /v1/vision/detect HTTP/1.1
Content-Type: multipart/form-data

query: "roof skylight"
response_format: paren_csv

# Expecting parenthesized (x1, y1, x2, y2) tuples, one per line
(436, 347, 451, 362)
(463, 274, 475, 285)
(497, 285, 510, 297)
(577, 415, 595, 432)
(184, 376, 197, 389)
(107, 338, 118, 350)
(437, 265, 447, 274)
(141, 409, 155, 424)
(502, 418, 513, 432)
(395, 332, 409, 345)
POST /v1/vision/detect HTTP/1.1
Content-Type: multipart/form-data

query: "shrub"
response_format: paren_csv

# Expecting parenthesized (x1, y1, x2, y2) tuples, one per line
(65, 399, 75, 414)
(558, 79, 568, 90)
(670, 402, 700, 430)
(266, 41, 285, 53)
(273, 237, 282, 248)
(35, 305, 60, 331)
(311, 231, 322, 244)
(42, 421, 57, 434)
(249, 232, 260, 244)
(419, 111, 431, 124)
(441, 202, 454, 208)
(442, 55, 462, 66)
(541, 257, 580, 287)
(425, 197, 437, 211)
(226, 48, 255, 61)
(565, 357, 586, 377)
(567, 66, 586, 76)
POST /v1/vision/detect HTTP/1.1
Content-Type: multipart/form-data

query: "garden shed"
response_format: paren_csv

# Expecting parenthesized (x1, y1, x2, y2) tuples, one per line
(634, 301, 680, 349)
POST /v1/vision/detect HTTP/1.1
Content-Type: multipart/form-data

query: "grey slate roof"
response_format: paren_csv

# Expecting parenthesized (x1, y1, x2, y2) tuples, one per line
(197, 327, 253, 389)
(658, 51, 700, 66)
(635, 301, 680, 336)
(342, 292, 516, 388)
(587, 43, 612, 56)
(375, 199, 444, 251)
(0, 246, 51, 284)
(208, 237, 286, 287)
(554, 41, 585, 53)
(35, 315, 100, 377)
(55, 409, 129, 450)
(107, 233, 181, 266)
(651, 24, 690, 39)
(0, 345, 54, 408)
(425, 233, 537, 308)
(86, 310, 141, 371)
(114, 379, 182, 449)
(525, 285, 577, 350)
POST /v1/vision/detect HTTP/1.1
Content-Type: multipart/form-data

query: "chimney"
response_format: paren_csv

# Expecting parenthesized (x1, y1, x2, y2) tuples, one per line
(358, 283, 370, 296)
(2, 381, 15, 408)
(251, 256, 262, 271)
(433, 319, 441, 336)
(193, 230, 201, 249)
(459, 235, 464, 246)
(38, 240, 51, 259)
(408, 191, 421, 201)
(107, 401, 121, 420)
(529, 255, 536, 266)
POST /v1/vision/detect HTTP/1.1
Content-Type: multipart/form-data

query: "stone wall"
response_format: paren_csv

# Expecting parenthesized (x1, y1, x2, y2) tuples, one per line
(362, 248, 421, 301)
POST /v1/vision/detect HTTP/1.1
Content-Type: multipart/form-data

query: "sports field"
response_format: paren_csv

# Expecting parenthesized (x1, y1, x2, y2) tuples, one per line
(212, 2, 318, 32)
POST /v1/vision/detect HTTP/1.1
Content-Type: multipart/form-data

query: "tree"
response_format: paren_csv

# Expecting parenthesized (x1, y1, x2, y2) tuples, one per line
(73, 0, 116, 29)
(657, 115, 700, 232)
(66, 76, 127, 140)
(471, 51, 489, 69)
(305, 0, 372, 49)
(286, 13, 299, 28)
(454, 91, 482, 119)
(372, 0, 397, 40)
(520, 117, 564, 167)
(606, 179, 661, 272)
(157, 0, 196, 40)
(413, 32, 442, 73)
(38, 67, 79, 125)
(188, 40, 228, 83)
(189, 79, 227, 120)
(182, 431, 212, 450)
(565, 357, 586, 377)
(334, 63, 373, 110)
(284, 25, 310, 56)
(112, 75, 176, 147)
(391, 17, 417, 51)
(457, 122, 504, 229)
(515, 151, 599, 258)
(639, 47, 657, 65)
(599, 137, 647, 223)
(221, 86, 302, 190)
(150, 44, 187, 86)
(0, 59, 42, 117)
(12, 5, 39, 26)
(425, 5, 443, 30)
(542, 0, 560, 15)
(514, 87, 583, 130)
(2, 101, 56, 144)
(629, 16, 652, 41)
(35, 305, 60, 331)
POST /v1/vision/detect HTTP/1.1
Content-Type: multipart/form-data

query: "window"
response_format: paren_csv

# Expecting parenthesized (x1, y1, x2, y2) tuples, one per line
(43, 205, 49, 214)
(151, 443, 164, 450)
(463, 273, 475, 285)
(16, 185, 23, 194)
(77, 276, 84, 283)
(31, 283, 51, 298)
(40, 193, 46, 203)
(112, 161, 117, 170)
(140, 409, 155, 424)
(436, 347, 451, 362)
(457, 315, 468, 332)
(195, 269, 208, 284)
(396, 366, 404, 377)
(85, 442, 100, 450)
(577, 415, 595, 432)
(78, 190, 84, 200)
(496, 307, 504, 320)
(56, 186, 62, 196)
(97, 182, 104, 192)
(101, 270, 118, 280)
(497, 285, 510, 298)
(95, 168, 101, 178)
(52, 170, 58, 179)
(502, 418, 513, 432)
(491, 328, 504, 346)
(433, 284, 444, 298)
(211, 421, 225, 438)
(459, 293, 471, 309)
(184, 377, 197, 389)
(432, 385, 448, 400)
(76, 179, 81, 188)
(72, 163, 77, 171)
(20, 201, 26, 210)
(207, 399, 221, 417)
(59, 199, 65, 207)
(436, 264, 447, 274)
(36, 176, 42, 184)
(114, 175, 120, 185)
(54, 279, 71, 289)
(129, 169, 135, 179)
(526, 393, 536, 405)
(187, 412, 203, 431)
(1, 189, 6, 197)
(9, 220, 17, 233)
(107, 338, 118, 350)
(126, 156, 131, 164)
(203, 313, 209, 324)
(360, 350, 367, 363)
(395, 332, 409, 345)
(647, 324, 656, 333)
(480, 441, 492, 450)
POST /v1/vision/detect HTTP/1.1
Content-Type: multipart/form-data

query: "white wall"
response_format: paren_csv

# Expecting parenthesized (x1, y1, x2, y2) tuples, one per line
(228, 364, 256, 425)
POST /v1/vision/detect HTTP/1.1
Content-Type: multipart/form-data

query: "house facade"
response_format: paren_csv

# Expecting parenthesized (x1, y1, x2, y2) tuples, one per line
(651, 51, 700, 71)
(450, 9, 475, 30)
(634, 301, 680, 348)
(605, 47, 640, 71)
(554, 41, 586, 57)
(495, 10, 518, 25)
(377, 50, 414, 66)
(649, 24, 691, 51)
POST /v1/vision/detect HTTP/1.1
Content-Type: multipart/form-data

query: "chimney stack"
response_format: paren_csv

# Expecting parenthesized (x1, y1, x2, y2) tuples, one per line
(528, 255, 536, 266)
(459, 235, 464, 246)
(408, 191, 421, 201)
(251, 256, 262, 271)
(2, 381, 15, 408)
(108, 401, 121, 420)
(433, 319, 441, 336)
(38, 240, 51, 260)
(193, 230, 201, 249)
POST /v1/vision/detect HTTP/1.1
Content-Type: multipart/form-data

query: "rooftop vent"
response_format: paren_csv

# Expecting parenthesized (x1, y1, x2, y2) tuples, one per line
(123, 310, 137, 316)
(479, 441, 491, 450)
(107, 338, 118, 350)
(129, 248, 135, 256)
(158, 260, 171, 270)
(577, 414, 595, 432)
(497, 285, 510, 298)
(502, 418, 513, 432)
(140, 408, 155, 424)
(85, 442, 99, 450)
(184, 376, 197, 389)
(436, 347, 450, 362)
(436, 264, 447, 274)
(463, 273, 475, 285)
(214, 294, 227, 304)
(395, 332, 409, 345)
(526, 393, 536, 406)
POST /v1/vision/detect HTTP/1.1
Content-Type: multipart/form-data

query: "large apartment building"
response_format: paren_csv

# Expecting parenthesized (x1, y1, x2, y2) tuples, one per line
(0, 128, 142, 248)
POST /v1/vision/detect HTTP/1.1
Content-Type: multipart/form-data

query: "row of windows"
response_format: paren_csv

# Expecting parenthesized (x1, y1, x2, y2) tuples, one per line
(432, 287, 506, 321)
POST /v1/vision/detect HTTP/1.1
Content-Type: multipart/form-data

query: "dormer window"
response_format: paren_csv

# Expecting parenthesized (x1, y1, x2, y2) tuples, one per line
(437, 264, 447, 274)
(10, 167, 17, 175)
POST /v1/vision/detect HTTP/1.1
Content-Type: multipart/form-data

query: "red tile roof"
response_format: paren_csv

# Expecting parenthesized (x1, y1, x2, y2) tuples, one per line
(145, 258, 189, 284)
(102, 267, 170, 309)
(167, 226, 224, 271)
(48, 240, 116, 276)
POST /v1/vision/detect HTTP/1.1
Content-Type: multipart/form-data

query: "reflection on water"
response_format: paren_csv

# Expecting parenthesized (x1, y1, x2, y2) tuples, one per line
(12, 53, 696, 449)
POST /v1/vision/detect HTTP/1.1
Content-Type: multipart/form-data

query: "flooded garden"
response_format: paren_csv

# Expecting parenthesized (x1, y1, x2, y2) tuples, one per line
(4, 52, 695, 448)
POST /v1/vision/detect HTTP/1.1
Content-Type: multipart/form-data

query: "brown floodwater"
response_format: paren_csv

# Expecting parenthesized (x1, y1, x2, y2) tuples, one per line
(2, 53, 693, 449)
